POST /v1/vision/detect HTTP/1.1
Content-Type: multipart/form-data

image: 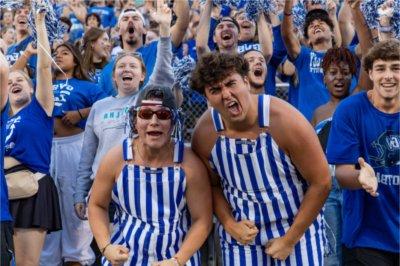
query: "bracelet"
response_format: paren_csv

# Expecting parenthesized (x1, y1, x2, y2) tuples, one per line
(379, 25, 393, 33)
(77, 109, 83, 119)
(284, 11, 292, 16)
(100, 243, 111, 255)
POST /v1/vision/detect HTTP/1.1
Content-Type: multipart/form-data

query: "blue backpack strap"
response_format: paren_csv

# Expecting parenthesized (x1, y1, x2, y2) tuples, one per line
(211, 108, 225, 132)
(173, 139, 185, 164)
(257, 94, 271, 128)
(123, 138, 133, 161)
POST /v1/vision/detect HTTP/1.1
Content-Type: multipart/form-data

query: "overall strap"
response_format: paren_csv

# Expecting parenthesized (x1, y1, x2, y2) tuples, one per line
(173, 139, 185, 164)
(257, 94, 271, 128)
(122, 138, 133, 161)
(211, 108, 225, 132)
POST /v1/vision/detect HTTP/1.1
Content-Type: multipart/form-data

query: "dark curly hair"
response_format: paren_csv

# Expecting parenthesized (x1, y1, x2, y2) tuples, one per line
(363, 39, 400, 72)
(303, 9, 334, 40)
(322, 47, 357, 75)
(190, 52, 249, 95)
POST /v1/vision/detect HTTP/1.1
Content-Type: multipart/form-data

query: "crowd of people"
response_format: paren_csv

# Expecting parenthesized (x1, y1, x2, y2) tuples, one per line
(0, 0, 399, 265)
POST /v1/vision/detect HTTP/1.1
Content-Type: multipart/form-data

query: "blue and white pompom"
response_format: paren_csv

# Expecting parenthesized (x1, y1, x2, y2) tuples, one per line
(172, 56, 197, 92)
(292, 2, 307, 30)
(27, 0, 66, 46)
(0, 0, 24, 10)
(392, 0, 400, 38)
(304, 0, 326, 7)
(244, 0, 277, 21)
(200, 0, 241, 7)
(360, 0, 385, 29)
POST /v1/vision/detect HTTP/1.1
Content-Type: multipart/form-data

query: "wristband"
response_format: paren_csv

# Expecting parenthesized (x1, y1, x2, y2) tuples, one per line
(101, 243, 111, 255)
(379, 25, 393, 33)
(77, 109, 83, 119)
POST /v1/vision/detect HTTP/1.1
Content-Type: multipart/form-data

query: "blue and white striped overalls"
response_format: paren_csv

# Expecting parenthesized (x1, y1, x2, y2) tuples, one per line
(102, 138, 201, 266)
(209, 95, 325, 265)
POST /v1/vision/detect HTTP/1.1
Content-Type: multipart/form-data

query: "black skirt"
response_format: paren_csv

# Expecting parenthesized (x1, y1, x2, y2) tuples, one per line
(10, 174, 62, 232)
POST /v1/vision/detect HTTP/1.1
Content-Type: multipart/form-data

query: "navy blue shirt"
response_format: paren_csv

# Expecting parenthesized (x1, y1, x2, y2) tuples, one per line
(6, 36, 37, 77)
(327, 92, 400, 252)
(53, 78, 106, 129)
(5, 98, 53, 174)
(1, 103, 12, 222)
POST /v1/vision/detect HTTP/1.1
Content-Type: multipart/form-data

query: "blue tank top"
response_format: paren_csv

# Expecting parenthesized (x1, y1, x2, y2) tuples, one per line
(209, 95, 325, 264)
(103, 138, 200, 266)
(5, 97, 53, 174)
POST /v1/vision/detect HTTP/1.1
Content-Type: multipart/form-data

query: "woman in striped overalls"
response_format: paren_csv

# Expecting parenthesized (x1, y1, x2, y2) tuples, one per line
(191, 52, 331, 265)
(88, 85, 212, 266)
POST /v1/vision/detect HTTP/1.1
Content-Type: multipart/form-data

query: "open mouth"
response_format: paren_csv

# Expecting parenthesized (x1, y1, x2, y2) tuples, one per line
(128, 26, 135, 34)
(225, 101, 240, 116)
(314, 28, 323, 34)
(147, 131, 162, 136)
(122, 76, 133, 81)
(381, 82, 396, 88)
(241, 21, 252, 29)
(11, 86, 22, 94)
(221, 31, 232, 40)
(254, 69, 263, 77)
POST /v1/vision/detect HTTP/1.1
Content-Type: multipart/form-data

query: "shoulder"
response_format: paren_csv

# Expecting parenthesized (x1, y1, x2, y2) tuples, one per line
(334, 93, 365, 120)
(182, 146, 208, 183)
(191, 108, 217, 160)
(91, 96, 114, 107)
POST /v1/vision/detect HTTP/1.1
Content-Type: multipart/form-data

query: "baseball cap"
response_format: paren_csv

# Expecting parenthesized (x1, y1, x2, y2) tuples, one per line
(135, 85, 177, 113)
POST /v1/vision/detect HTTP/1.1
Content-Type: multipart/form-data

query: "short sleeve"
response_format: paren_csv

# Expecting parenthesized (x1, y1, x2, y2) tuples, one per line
(291, 46, 309, 68)
(326, 101, 360, 164)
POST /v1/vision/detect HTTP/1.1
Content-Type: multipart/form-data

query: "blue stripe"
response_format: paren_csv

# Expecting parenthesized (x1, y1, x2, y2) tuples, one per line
(122, 166, 131, 214)
(155, 170, 165, 261)
(130, 221, 146, 265)
(134, 165, 141, 218)
(141, 226, 153, 266)
(145, 167, 152, 226)
(212, 108, 223, 131)
(314, 218, 323, 264)
(258, 95, 264, 128)
(279, 150, 302, 209)
(225, 138, 238, 189)
(123, 139, 128, 160)
(294, 239, 303, 265)
(305, 229, 314, 266)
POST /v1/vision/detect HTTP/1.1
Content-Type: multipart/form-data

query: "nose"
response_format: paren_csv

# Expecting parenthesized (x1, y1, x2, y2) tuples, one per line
(221, 86, 232, 99)
(383, 69, 395, 80)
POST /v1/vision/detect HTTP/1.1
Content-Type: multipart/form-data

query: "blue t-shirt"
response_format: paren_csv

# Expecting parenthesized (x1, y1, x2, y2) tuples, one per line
(99, 40, 178, 96)
(326, 92, 400, 252)
(88, 6, 116, 28)
(6, 36, 37, 77)
(5, 98, 53, 174)
(53, 78, 106, 129)
(292, 46, 357, 121)
(237, 40, 261, 54)
(69, 13, 84, 42)
(1, 103, 12, 222)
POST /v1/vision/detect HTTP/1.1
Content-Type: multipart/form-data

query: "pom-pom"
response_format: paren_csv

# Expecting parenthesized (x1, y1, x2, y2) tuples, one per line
(392, 0, 400, 38)
(27, 0, 66, 46)
(360, 0, 385, 29)
(172, 56, 197, 92)
(244, 0, 277, 21)
(292, 2, 307, 30)
(0, 0, 24, 10)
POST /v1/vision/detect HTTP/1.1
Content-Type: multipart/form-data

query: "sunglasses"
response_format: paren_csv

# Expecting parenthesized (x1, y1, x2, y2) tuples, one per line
(137, 108, 172, 120)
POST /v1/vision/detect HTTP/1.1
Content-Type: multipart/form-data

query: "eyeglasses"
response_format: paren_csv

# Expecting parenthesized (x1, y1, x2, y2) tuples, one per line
(137, 108, 172, 120)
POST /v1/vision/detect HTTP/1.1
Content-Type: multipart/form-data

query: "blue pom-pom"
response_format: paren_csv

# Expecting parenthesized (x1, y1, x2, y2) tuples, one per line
(360, 0, 385, 29)
(172, 56, 197, 92)
(0, 0, 24, 10)
(244, 0, 277, 21)
(292, 2, 307, 30)
(27, 0, 66, 46)
(392, 0, 400, 38)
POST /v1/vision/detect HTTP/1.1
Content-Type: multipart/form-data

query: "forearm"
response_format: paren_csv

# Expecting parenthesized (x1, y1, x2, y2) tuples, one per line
(281, 1, 300, 59)
(212, 186, 235, 228)
(196, 0, 212, 56)
(257, 14, 273, 63)
(338, 2, 355, 46)
(0, 52, 9, 109)
(331, 16, 342, 47)
(335, 164, 362, 189)
(148, 37, 174, 87)
(88, 203, 111, 251)
(10, 51, 31, 72)
(171, 0, 190, 47)
(351, 5, 373, 56)
(175, 218, 211, 264)
(283, 182, 330, 245)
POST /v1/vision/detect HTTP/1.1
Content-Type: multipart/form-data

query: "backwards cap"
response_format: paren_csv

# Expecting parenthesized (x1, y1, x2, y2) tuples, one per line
(135, 85, 177, 112)
(118, 8, 146, 27)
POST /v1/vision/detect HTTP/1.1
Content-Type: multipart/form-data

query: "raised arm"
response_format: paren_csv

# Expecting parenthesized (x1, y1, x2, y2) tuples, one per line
(257, 13, 273, 63)
(10, 43, 36, 73)
(327, 0, 342, 47)
(339, 1, 356, 46)
(0, 51, 9, 110)
(170, 0, 190, 47)
(282, 0, 301, 60)
(36, 9, 54, 116)
(148, 1, 174, 88)
(196, 0, 213, 57)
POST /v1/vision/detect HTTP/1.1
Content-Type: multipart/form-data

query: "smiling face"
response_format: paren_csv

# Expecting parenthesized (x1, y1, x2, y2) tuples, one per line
(135, 105, 173, 149)
(13, 7, 29, 34)
(324, 61, 352, 100)
(205, 72, 252, 123)
(235, 12, 256, 42)
(244, 50, 267, 90)
(93, 32, 111, 60)
(2, 27, 16, 45)
(118, 11, 146, 47)
(369, 59, 400, 101)
(112, 54, 145, 96)
(306, 19, 333, 46)
(213, 20, 239, 51)
(8, 71, 33, 109)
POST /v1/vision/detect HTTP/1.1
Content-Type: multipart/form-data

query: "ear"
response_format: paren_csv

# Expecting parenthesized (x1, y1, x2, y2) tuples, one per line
(368, 69, 373, 81)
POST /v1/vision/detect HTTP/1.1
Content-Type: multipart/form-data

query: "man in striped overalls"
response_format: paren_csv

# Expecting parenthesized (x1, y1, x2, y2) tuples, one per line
(191, 52, 331, 265)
